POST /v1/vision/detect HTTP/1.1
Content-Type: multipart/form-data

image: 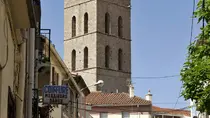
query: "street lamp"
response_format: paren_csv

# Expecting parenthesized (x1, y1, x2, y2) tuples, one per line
(80, 80, 104, 91)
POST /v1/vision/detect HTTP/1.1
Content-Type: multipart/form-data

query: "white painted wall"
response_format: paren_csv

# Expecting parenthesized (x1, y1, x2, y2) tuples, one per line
(90, 112, 193, 118)
(90, 112, 151, 118)
(184, 116, 191, 118)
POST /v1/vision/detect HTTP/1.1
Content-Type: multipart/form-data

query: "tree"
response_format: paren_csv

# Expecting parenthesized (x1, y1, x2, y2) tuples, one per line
(180, 0, 210, 114)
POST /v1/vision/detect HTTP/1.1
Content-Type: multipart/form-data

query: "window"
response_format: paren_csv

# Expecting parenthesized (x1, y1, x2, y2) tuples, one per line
(72, 16, 76, 37)
(72, 50, 76, 71)
(55, 73, 59, 85)
(52, 67, 55, 85)
(105, 46, 110, 68)
(84, 13, 88, 34)
(100, 113, 108, 118)
(52, 69, 59, 85)
(118, 16, 123, 38)
(122, 112, 130, 118)
(118, 49, 123, 70)
(105, 13, 110, 34)
(54, 71, 57, 85)
(84, 47, 88, 68)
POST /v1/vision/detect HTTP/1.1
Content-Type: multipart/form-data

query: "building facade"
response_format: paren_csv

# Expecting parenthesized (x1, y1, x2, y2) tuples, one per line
(64, 0, 132, 93)
(0, 0, 40, 118)
(38, 36, 91, 118)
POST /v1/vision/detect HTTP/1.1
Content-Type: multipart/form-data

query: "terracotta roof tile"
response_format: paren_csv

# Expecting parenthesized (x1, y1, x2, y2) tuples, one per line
(86, 92, 151, 106)
(152, 106, 191, 116)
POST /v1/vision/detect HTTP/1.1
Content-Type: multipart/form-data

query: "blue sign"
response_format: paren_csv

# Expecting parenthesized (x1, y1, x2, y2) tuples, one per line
(42, 85, 70, 105)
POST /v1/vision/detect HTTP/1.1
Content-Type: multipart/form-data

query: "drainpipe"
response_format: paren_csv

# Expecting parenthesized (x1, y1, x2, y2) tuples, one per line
(33, 21, 40, 118)
(27, 28, 35, 118)
(16, 29, 27, 118)
(24, 29, 30, 118)
(76, 94, 79, 118)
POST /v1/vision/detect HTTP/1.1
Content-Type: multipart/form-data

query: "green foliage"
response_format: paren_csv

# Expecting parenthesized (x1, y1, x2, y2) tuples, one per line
(180, 0, 210, 113)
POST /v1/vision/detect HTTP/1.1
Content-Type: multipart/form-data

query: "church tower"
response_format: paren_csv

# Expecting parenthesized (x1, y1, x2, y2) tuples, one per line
(64, 0, 131, 93)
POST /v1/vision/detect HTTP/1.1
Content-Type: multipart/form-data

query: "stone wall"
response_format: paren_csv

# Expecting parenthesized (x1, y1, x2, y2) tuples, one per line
(64, 0, 131, 93)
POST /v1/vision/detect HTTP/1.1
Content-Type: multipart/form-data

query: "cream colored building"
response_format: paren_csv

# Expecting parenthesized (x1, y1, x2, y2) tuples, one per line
(39, 36, 91, 118)
(0, 0, 40, 118)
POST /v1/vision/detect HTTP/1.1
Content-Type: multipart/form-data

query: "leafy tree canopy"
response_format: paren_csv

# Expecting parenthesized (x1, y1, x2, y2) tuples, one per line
(181, 0, 210, 113)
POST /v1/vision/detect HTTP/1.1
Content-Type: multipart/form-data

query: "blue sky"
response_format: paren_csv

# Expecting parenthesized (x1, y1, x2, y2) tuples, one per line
(41, 0, 201, 109)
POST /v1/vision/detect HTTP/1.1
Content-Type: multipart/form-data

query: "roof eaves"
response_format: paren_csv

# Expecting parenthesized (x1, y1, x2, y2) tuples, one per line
(153, 112, 184, 117)
(92, 104, 151, 107)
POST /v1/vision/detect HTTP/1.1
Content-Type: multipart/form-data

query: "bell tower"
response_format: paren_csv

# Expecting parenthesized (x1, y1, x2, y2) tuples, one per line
(64, 0, 131, 93)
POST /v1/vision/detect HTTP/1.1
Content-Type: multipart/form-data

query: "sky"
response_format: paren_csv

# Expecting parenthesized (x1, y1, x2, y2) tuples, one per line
(41, 0, 201, 109)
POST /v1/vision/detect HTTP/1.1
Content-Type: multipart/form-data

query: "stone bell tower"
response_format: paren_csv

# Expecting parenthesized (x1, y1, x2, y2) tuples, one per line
(64, 0, 131, 93)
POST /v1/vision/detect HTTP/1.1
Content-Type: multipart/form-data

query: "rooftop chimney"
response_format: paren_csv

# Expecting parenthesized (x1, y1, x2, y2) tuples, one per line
(145, 90, 152, 101)
(129, 84, 134, 98)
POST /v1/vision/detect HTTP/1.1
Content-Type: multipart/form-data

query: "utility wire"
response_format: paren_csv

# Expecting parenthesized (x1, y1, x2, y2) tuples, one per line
(44, 39, 180, 80)
(132, 75, 180, 79)
(171, 85, 183, 116)
(189, 0, 196, 44)
(48, 63, 180, 80)
(173, 86, 182, 109)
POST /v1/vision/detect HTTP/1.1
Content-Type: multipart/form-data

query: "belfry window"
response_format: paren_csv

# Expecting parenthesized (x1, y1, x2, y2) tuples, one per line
(105, 13, 110, 34)
(105, 46, 110, 68)
(72, 16, 76, 37)
(118, 49, 123, 70)
(118, 16, 123, 38)
(84, 13, 88, 34)
(84, 47, 88, 68)
(72, 49, 76, 71)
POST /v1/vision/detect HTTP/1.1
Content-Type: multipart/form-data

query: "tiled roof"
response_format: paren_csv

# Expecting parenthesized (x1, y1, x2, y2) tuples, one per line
(152, 106, 191, 116)
(86, 92, 151, 106)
